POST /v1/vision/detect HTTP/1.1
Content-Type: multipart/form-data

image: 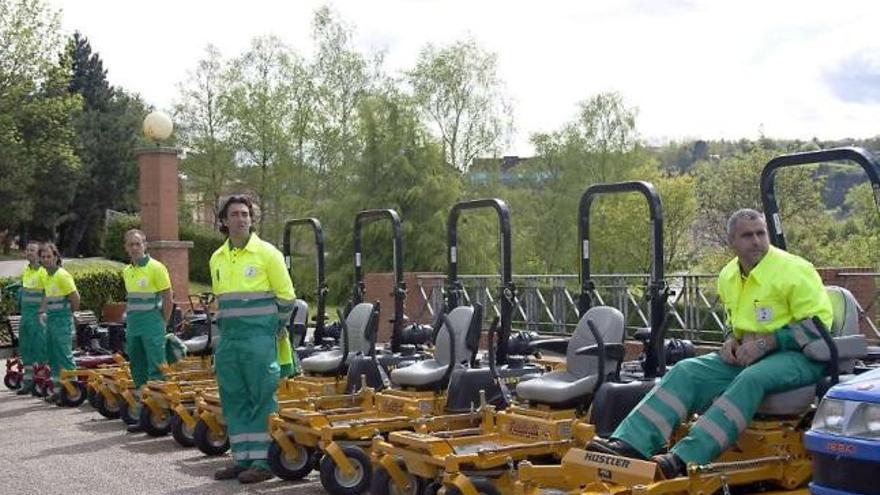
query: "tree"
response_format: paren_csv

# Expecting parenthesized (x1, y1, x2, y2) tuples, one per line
(506, 92, 647, 274)
(61, 32, 145, 255)
(693, 145, 829, 269)
(222, 35, 297, 241)
(309, 5, 371, 179)
(0, 0, 79, 246)
(175, 44, 236, 227)
(408, 38, 512, 172)
(318, 89, 462, 301)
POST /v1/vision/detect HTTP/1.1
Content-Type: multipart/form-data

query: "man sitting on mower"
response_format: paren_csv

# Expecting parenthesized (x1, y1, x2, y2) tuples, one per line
(588, 208, 834, 478)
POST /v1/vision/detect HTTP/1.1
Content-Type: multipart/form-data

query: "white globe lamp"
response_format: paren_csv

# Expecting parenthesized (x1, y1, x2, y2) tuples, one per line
(143, 111, 173, 143)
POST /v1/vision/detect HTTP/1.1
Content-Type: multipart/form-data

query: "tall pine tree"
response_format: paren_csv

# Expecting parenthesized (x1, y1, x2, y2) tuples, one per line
(61, 32, 145, 255)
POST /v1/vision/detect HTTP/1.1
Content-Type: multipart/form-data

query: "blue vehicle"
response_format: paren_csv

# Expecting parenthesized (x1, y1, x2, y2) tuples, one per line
(806, 366, 880, 495)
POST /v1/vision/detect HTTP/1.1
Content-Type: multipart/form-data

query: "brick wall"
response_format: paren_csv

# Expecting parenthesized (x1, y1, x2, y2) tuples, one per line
(817, 266, 877, 342)
(364, 272, 440, 344)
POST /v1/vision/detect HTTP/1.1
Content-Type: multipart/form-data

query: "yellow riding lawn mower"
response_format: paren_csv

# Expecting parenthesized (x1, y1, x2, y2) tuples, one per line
(370, 183, 680, 495)
(511, 147, 880, 495)
(192, 210, 436, 457)
(266, 199, 552, 495)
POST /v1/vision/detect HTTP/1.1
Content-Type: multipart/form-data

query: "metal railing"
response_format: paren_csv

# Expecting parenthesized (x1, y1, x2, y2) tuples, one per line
(414, 272, 880, 343)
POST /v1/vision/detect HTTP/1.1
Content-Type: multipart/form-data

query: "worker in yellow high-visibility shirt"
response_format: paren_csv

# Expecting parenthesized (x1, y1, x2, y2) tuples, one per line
(588, 209, 833, 478)
(38, 242, 80, 405)
(17, 241, 47, 396)
(210, 195, 296, 484)
(122, 229, 173, 433)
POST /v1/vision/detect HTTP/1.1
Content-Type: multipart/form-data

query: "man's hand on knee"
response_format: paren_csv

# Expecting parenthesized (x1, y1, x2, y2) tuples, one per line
(736, 333, 778, 366)
(719, 338, 739, 365)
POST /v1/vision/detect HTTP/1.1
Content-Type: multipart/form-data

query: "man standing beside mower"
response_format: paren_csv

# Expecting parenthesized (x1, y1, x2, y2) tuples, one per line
(588, 208, 833, 478)
(122, 229, 173, 433)
(38, 242, 80, 405)
(210, 195, 296, 484)
(17, 241, 47, 396)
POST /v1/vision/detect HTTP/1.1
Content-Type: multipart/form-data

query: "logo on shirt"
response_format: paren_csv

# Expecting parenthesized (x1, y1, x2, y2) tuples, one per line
(756, 306, 774, 322)
(244, 266, 257, 278)
(138, 278, 148, 288)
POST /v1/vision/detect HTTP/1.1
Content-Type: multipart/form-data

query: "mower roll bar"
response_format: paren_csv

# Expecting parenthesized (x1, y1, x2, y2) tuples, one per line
(283, 217, 327, 342)
(352, 209, 406, 353)
(578, 181, 669, 378)
(446, 198, 515, 366)
(761, 147, 880, 250)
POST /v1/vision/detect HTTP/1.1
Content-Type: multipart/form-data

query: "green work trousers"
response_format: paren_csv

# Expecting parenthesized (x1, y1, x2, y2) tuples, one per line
(46, 311, 75, 389)
(613, 351, 825, 464)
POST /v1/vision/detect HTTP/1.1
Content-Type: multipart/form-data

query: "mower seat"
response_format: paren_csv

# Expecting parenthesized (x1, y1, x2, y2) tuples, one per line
(516, 306, 625, 406)
(300, 302, 375, 374)
(183, 320, 219, 353)
(390, 305, 476, 388)
(758, 286, 867, 415)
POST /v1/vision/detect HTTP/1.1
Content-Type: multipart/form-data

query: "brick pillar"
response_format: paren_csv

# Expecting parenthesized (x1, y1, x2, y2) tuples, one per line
(136, 147, 193, 302)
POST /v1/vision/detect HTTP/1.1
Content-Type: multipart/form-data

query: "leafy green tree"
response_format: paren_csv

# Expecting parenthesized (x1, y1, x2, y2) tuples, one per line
(318, 89, 462, 301)
(408, 38, 512, 172)
(310, 5, 370, 179)
(692, 145, 829, 269)
(0, 0, 79, 245)
(175, 44, 236, 228)
(222, 35, 298, 241)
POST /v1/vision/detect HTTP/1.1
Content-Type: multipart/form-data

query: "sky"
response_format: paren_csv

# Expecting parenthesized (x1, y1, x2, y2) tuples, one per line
(47, 0, 880, 155)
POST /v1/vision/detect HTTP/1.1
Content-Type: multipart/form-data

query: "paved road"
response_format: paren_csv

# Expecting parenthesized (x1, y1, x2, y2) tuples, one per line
(0, 260, 26, 278)
(0, 376, 328, 495)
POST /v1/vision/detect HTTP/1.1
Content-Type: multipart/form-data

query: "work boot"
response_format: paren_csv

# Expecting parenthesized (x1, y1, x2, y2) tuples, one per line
(586, 437, 647, 460)
(237, 466, 274, 484)
(652, 452, 687, 479)
(214, 464, 248, 481)
(126, 423, 144, 433)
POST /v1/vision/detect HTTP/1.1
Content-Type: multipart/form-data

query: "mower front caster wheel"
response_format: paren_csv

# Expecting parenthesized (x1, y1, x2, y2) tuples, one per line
(193, 419, 229, 456)
(139, 405, 172, 436)
(170, 414, 195, 447)
(319, 446, 371, 495)
(268, 440, 315, 481)
(370, 461, 426, 495)
(60, 381, 87, 407)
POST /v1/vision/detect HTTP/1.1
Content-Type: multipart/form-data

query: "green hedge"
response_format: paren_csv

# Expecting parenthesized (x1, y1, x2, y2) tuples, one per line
(0, 269, 125, 315)
(180, 224, 223, 284)
(104, 214, 141, 263)
(103, 215, 224, 285)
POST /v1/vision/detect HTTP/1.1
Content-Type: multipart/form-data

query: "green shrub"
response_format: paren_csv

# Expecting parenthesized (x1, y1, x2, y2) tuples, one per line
(103, 214, 224, 285)
(180, 224, 223, 284)
(73, 269, 126, 313)
(104, 213, 141, 262)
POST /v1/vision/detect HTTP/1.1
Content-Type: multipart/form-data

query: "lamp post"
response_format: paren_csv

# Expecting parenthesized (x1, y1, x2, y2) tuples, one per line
(136, 111, 193, 301)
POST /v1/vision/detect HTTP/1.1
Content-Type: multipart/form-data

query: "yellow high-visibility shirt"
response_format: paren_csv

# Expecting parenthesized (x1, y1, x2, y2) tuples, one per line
(21, 264, 45, 290)
(123, 255, 172, 294)
(717, 245, 832, 338)
(41, 267, 77, 299)
(209, 234, 294, 301)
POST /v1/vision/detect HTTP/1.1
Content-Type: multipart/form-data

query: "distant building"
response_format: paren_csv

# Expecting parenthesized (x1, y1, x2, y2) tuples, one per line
(469, 155, 549, 187)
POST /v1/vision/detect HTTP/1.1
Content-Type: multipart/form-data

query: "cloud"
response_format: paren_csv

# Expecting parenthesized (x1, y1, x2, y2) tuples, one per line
(824, 49, 880, 104)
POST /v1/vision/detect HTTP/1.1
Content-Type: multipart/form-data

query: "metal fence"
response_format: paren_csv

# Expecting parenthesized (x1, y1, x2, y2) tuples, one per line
(414, 272, 880, 344)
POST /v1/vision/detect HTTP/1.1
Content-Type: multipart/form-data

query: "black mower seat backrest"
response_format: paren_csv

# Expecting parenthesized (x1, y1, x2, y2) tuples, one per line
(390, 305, 477, 388)
(299, 302, 375, 374)
(758, 286, 867, 415)
(516, 306, 625, 406)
